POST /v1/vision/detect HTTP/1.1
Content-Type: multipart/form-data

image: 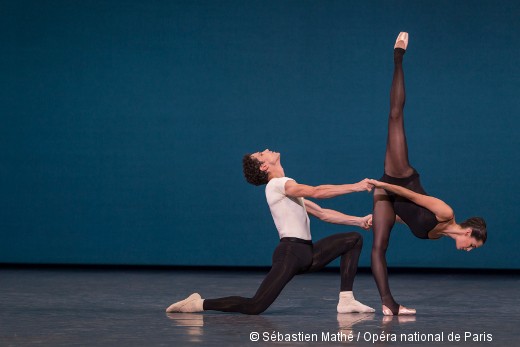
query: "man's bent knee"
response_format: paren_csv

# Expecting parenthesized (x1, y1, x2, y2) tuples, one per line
(242, 302, 269, 315)
(351, 232, 363, 248)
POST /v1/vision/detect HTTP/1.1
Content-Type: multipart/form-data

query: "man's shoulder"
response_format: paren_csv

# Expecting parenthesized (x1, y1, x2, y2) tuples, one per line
(266, 177, 294, 196)
(267, 177, 293, 186)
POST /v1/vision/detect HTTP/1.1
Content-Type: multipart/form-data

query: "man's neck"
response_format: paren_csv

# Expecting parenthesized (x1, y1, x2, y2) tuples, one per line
(268, 164, 285, 180)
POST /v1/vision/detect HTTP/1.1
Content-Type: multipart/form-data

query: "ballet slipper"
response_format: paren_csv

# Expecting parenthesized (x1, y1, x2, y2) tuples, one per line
(337, 291, 375, 313)
(382, 304, 416, 316)
(337, 300, 375, 313)
(166, 293, 202, 313)
(394, 32, 409, 50)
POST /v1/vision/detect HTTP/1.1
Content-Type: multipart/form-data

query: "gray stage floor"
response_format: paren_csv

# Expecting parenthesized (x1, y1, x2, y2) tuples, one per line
(1, 268, 519, 346)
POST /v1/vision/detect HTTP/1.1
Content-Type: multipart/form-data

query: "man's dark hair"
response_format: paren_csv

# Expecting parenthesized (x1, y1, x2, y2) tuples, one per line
(242, 153, 269, 186)
(459, 217, 487, 244)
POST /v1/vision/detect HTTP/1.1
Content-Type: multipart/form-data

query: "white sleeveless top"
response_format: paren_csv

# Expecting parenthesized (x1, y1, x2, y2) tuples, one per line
(265, 177, 311, 240)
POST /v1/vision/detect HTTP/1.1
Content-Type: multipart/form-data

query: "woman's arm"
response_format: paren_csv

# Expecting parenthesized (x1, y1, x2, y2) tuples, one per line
(303, 199, 372, 230)
(368, 179, 454, 221)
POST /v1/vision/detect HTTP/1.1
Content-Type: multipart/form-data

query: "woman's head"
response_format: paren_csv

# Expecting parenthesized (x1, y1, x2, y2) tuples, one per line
(456, 217, 487, 251)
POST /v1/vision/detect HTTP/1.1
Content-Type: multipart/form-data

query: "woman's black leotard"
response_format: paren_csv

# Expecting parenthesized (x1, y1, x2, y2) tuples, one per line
(379, 169, 438, 239)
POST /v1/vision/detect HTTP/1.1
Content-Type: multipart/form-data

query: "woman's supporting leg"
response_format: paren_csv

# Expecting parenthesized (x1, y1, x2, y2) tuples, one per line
(384, 48, 414, 178)
(371, 189, 400, 314)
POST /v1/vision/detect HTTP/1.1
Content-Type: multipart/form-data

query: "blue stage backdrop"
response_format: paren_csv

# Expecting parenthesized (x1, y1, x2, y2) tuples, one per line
(1, 0, 519, 269)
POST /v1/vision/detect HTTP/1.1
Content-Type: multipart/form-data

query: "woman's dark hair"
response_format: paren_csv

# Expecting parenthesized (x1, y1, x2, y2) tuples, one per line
(242, 153, 269, 186)
(459, 217, 487, 244)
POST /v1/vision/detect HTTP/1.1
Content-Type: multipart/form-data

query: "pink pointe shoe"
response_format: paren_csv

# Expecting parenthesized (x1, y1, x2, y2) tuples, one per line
(382, 304, 416, 316)
(394, 32, 409, 50)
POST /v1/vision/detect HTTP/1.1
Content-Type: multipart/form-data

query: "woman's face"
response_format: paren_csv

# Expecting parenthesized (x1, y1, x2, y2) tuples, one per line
(456, 234, 483, 251)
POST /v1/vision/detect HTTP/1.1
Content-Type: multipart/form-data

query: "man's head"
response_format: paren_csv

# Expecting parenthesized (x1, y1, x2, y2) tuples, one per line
(242, 149, 280, 186)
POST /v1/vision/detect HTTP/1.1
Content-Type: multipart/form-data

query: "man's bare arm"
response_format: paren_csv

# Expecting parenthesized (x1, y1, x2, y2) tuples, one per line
(285, 179, 373, 199)
(304, 199, 372, 230)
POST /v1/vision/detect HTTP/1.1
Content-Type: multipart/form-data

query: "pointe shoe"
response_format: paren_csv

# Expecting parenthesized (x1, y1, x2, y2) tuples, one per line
(382, 304, 416, 316)
(166, 293, 202, 313)
(394, 32, 409, 50)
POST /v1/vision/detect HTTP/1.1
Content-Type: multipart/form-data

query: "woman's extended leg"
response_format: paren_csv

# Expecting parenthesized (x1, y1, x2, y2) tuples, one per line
(384, 44, 413, 178)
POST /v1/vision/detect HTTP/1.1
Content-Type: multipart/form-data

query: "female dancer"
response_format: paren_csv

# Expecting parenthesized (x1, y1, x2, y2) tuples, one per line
(367, 33, 487, 315)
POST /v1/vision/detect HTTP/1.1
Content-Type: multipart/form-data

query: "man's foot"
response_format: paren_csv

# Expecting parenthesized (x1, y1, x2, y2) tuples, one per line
(166, 293, 204, 313)
(394, 32, 409, 50)
(382, 304, 416, 316)
(337, 291, 375, 313)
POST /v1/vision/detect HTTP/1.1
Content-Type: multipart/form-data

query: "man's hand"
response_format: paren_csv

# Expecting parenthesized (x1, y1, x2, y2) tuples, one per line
(355, 178, 375, 193)
(367, 179, 384, 190)
(358, 214, 372, 231)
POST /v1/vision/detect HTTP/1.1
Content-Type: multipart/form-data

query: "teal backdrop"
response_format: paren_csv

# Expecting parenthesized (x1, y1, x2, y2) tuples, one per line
(1, 0, 519, 268)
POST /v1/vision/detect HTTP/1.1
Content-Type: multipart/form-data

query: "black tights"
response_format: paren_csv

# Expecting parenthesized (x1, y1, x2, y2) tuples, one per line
(203, 232, 363, 315)
(371, 48, 413, 315)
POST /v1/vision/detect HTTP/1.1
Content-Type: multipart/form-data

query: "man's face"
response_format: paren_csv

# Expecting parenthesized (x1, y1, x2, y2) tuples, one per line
(251, 149, 280, 172)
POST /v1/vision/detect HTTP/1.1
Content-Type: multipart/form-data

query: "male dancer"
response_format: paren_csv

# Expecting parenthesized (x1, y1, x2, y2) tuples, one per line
(166, 149, 374, 314)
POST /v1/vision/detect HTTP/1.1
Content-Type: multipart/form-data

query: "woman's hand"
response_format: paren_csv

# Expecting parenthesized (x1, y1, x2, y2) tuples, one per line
(367, 179, 385, 190)
(355, 178, 376, 193)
